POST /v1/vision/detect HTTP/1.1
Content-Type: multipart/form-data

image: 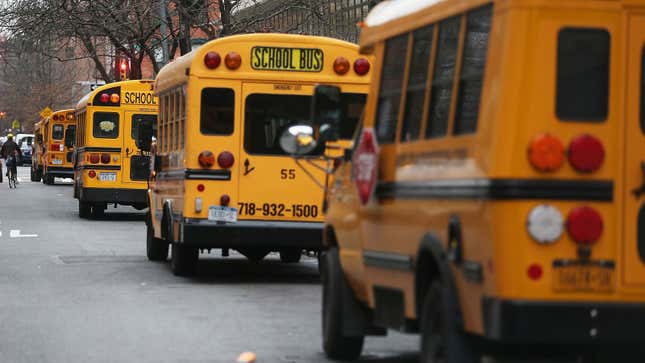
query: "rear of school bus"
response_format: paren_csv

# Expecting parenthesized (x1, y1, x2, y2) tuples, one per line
(74, 80, 157, 218)
(152, 34, 371, 273)
(42, 109, 75, 184)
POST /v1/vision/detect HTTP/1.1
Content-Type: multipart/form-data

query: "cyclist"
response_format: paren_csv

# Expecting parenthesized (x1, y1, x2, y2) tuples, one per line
(1, 134, 21, 180)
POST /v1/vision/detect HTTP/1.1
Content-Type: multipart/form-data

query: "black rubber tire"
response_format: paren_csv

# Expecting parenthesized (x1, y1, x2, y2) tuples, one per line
(78, 200, 91, 219)
(91, 204, 105, 219)
(420, 280, 480, 363)
(47, 174, 54, 185)
(239, 249, 269, 263)
(146, 216, 168, 262)
(322, 247, 364, 360)
(30, 167, 37, 182)
(170, 243, 198, 276)
(280, 249, 302, 263)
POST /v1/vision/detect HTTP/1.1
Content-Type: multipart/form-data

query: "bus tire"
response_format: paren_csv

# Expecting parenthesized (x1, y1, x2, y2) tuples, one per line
(46, 174, 54, 185)
(280, 249, 302, 263)
(79, 200, 91, 219)
(170, 243, 198, 276)
(322, 247, 364, 360)
(146, 215, 168, 262)
(420, 280, 480, 363)
(30, 167, 37, 182)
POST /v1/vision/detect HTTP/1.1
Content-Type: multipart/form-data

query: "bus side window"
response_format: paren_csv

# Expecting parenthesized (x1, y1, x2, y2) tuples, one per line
(375, 34, 408, 144)
(556, 27, 609, 121)
(201, 88, 235, 135)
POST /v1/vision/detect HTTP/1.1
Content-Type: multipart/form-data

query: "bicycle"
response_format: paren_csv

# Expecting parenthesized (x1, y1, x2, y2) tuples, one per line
(6, 153, 18, 189)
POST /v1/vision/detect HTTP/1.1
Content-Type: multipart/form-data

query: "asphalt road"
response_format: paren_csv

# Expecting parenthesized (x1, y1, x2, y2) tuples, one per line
(0, 167, 419, 363)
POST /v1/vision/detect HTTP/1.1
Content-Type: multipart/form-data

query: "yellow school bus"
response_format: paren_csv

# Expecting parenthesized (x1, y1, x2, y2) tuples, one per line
(285, 0, 645, 361)
(145, 33, 372, 275)
(40, 109, 76, 184)
(30, 120, 45, 182)
(74, 80, 158, 219)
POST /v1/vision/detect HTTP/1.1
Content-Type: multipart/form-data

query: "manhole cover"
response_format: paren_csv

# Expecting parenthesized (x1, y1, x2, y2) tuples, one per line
(57, 255, 146, 264)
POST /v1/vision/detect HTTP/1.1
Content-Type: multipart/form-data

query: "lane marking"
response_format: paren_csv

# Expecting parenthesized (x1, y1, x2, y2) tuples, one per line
(9, 230, 38, 238)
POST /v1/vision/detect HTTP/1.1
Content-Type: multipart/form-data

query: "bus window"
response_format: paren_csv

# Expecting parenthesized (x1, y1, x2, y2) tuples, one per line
(339, 94, 367, 139)
(131, 114, 158, 140)
(200, 88, 235, 135)
(556, 27, 609, 121)
(426, 16, 461, 138)
(375, 34, 408, 143)
(52, 124, 64, 140)
(93, 112, 119, 138)
(245, 94, 311, 155)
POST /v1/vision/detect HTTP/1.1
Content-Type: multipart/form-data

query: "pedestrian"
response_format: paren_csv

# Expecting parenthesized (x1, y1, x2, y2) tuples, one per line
(1, 133, 22, 180)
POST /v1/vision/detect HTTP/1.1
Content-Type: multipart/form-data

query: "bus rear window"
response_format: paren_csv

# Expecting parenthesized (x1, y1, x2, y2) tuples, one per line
(201, 88, 234, 135)
(93, 112, 119, 139)
(556, 28, 610, 121)
(131, 114, 157, 139)
(52, 124, 64, 140)
(244, 93, 366, 155)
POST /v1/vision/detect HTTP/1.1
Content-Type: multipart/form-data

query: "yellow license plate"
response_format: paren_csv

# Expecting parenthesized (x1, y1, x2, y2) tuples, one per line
(251, 46, 324, 72)
(553, 260, 615, 292)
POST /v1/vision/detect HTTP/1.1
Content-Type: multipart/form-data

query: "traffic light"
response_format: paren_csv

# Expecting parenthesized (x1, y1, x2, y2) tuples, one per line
(118, 58, 130, 81)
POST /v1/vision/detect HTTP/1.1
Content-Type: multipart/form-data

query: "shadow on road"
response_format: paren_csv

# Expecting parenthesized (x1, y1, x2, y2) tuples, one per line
(354, 352, 419, 362)
(180, 256, 321, 285)
(94, 212, 146, 222)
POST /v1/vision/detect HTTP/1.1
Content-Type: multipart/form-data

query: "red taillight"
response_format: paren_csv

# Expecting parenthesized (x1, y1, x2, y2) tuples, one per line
(100, 93, 110, 103)
(220, 194, 230, 206)
(217, 151, 234, 169)
(567, 206, 603, 244)
(88, 170, 96, 178)
(527, 264, 543, 281)
(353, 58, 370, 76)
(52, 115, 59, 121)
(204, 51, 221, 69)
(568, 134, 605, 173)
(352, 128, 379, 205)
(100, 153, 110, 164)
(89, 153, 100, 164)
(198, 150, 215, 168)
(528, 133, 564, 172)
(333, 57, 350, 75)
(50, 144, 62, 152)
(197, 184, 205, 192)
(225, 52, 242, 70)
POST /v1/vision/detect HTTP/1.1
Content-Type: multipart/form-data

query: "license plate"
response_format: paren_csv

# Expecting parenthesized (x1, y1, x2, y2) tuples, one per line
(208, 206, 237, 223)
(251, 46, 324, 72)
(98, 172, 116, 182)
(52, 159, 63, 165)
(553, 260, 615, 292)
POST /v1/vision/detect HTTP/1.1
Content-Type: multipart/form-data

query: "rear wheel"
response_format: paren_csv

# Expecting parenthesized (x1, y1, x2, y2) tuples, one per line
(78, 200, 91, 219)
(146, 215, 168, 261)
(322, 247, 364, 360)
(280, 249, 302, 263)
(46, 174, 55, 185)
(30, 167, 37, 181)
(170, 243, 198, 276)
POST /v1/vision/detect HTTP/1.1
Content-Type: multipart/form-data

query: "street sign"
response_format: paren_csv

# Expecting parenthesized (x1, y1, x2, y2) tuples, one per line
(40, 107, 53, 119)
(11, 120, 20, 130)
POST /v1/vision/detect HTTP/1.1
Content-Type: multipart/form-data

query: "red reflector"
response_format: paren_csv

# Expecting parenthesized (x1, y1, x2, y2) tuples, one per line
(89, 153, 100, 164)
(568, 134, 605, 173)
(567, 206, 603, 244)
(204, 51, 221, 69)
(527, 264, 543, 281)
(88, 170, 96, 178)
(352, 128, 379, 205)
(99, 93, 110, 103)
(220, 194, 230, 206)
(100, 153, 110, 164)
(217, 151, 235, 169)
(197, 184, 205, 192)
(198, 151, 215, 168)
(353, 58, 370, 76)
(50, 144, 62, 152)
(52, 115, 59, 121)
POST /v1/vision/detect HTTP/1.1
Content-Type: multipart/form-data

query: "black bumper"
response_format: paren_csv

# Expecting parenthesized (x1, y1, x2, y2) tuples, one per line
(78, 187, 147, 205)
(179, 219, 323, 249)
(482, 298, 645, 344)
(46, 166, 73, 178)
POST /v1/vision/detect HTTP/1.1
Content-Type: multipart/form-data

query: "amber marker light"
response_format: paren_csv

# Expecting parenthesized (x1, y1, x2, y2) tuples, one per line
(528, 133, 564, 172)
(225, 52, 242, 70)
(198, 150, 215, 168)
(110, 93, 120, 103)
(333, 57, 350, 75)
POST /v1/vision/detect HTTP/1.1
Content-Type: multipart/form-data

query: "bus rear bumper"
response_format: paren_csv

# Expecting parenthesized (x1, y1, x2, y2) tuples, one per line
(179, 219, 323, 249)
(482, 297, 645, 344)
(79, 187, 147, 205)
(46, 166, 73, 178)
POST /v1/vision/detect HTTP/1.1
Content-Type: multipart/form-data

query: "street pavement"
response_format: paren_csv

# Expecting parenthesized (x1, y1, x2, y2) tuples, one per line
(0, 167, 419, 363)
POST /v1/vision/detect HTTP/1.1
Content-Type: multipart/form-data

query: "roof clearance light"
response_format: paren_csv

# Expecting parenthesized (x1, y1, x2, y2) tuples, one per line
(569, 134, 605, 173)
(353, 58, 371, 76)
(527, 205, 564, 244)
(100, 93, 110, 103)
(528, 133, 564, 172)
(333, 57, 350, 75)
(204, 51, 221, 69)
(67, 113, 74, 120)
(110, 93, 120, 104)
(52, 115, 59, 121)
(225, 52, 242, 70)
(567, 206, 603, 245)
(198, 150, 215, 168)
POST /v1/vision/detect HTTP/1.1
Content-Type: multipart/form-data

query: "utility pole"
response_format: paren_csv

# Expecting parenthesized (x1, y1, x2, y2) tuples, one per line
(159, 0, 170, 66)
